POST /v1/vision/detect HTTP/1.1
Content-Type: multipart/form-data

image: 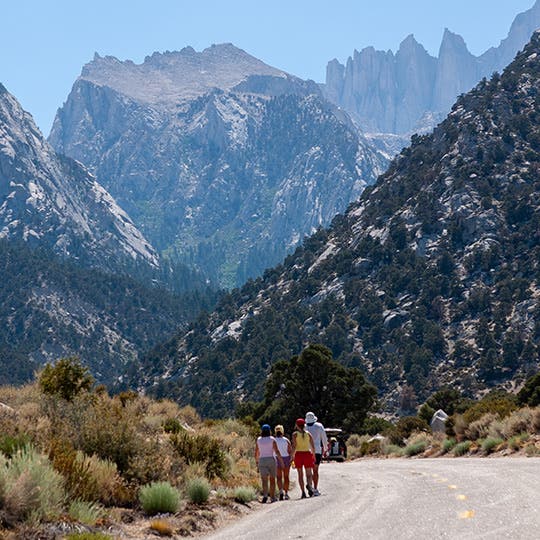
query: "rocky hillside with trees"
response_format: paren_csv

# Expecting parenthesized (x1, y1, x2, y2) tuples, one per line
(134, 32, 540, 417)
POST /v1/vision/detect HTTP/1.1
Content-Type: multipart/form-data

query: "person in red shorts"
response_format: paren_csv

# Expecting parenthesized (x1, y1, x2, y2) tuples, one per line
(291, 418, 316, 498)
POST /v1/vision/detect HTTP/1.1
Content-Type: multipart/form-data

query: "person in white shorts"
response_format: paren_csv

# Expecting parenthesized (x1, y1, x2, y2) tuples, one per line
(305, 411, 328, 496)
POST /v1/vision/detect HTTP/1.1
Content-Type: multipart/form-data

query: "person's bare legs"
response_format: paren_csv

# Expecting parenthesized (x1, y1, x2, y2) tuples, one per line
(276, 467, 283, 494)
(269, 476, 276, 499)
(306, 466, 314, 493)
(261, 474, 269, 499)
(313, 462, 320, 489)
(296, 466, 306, 497)
(283, 466, 290, 494)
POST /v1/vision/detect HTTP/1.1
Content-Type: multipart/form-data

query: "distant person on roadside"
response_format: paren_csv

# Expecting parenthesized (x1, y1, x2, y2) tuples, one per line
(305, 411, 328, 496)
(291, 418, 315, 499)
(255, 424, 284, 503)
(274, 424, 292, 500)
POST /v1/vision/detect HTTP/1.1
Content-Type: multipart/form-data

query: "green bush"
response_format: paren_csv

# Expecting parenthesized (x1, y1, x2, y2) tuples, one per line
(442, 438, 457, 453)
(139, 481, 180, 515)
(517, 372, 540, 407)
(508, 433, 529, 451)
(186, 476, 211, 504)
(404, 440, 427, 456)
(452, 441, 472, 456)
(38, 357, 94, 401)
(162, 418, 184, 434)
(0, 433, 30, 458)
(462, 391, 517, 425)
(68, 500, 104, 525)
(170, 432, 228, 478)
(232, 486, 257, 504)
(0, 445, 65, 525)
(481, 437, 503, 454)
(387, 416, 430, 445)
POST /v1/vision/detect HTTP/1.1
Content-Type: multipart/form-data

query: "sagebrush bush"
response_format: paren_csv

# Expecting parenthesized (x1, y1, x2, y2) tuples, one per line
(0, 446, 65, 525)
(442, 438, 457, 453)
(508, 433, 529, 451)
(532, 407, 540, 433)
(404, 440, 427, 456)
(68, 500, 104, 525)
(232, 486, 257, 504)
(502, 408, 533, 439)
(481, 437, 503, 454)
(186, 476, 211, 504)
(465, 413, 498, 441)
(452, 441, 472, 456)
(383, 444, 404, 456)
(139, 481, 180, 515)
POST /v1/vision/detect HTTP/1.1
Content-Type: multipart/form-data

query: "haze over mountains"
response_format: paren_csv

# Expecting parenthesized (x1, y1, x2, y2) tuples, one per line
(49, 44, 387, 287)
(323, 0, 540, 143)
(134, 32, 540, 417)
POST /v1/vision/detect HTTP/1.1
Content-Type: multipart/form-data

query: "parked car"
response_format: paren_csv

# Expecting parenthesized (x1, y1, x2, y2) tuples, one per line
(324, 428, 347, 462)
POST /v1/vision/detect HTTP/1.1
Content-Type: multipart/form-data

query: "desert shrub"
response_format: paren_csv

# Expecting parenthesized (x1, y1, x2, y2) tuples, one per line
(0, 433, 31, 458)
(466, 413, 498, 440)
(163, 418, 184, 434)
(525, 443, 540, 456)
(442, 438, 457, 453)
(360, 439, 382, 456)
(383, 444, 404, 456)
(68, 500, 104, 525)
(532, 407, 540, 433)
(501, 408, 533, 439)
(186, 476, 211, 504)
(150, 519, 174, 536)
(38, 357, 94, 401)
(481, 437, 503, 454)
(139, 481, 180, 515)
(404, 440, 427, 456)
(452, 441, 472, 456)
(462, 391, 517, 425)
(387, 417, 430, 445)
(417, 403, 436, 425)
(0, 446, 65, 525)
(508, 433, 529, 451)
(64, 534, 112, 540)
(232, 486, 257, 503)
(177, 405, 201, 428)
(170, 432, 228, 479)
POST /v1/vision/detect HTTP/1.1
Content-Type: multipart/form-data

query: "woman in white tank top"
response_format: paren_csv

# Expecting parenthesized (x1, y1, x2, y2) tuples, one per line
(274, 424, 292, 500)
(255, 424, 284, 503)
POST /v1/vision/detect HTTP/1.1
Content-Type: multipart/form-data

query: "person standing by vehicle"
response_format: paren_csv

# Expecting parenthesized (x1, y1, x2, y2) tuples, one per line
(274, 424, 292, 500)
(291, 418, 315, 499)
(255, 424, 284, 503)
(305, 411, 328, 496)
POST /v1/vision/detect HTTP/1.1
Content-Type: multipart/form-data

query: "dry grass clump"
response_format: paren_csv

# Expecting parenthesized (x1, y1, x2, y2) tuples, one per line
(501, 408, 534, 439)
(465, 413, 498, 441)
(150, 518, 175, 536)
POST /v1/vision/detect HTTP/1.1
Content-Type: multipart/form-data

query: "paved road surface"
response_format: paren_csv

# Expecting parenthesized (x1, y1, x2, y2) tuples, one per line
(204, 457, 539, 540)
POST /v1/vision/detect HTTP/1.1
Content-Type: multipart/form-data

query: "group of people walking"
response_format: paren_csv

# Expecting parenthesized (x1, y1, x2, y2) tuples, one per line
(255, 411, 328, 502)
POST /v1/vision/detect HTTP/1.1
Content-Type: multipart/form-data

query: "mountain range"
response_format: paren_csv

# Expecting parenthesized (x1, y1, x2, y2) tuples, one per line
(49, 45, 387, 287)
(323, 0, 540, 144)
(133, 31, 540, 417)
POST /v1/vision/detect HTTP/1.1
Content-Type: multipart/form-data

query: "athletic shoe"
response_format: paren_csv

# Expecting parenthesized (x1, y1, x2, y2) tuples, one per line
(284, 493, 290, 500)
(261, 496, 268, 503)
(313, 489, 320, 496)
(270, 497, 278, 503)
(279, 493, 284, 501)
(306, 484, 314, 497)
(301, 492, 307, 499)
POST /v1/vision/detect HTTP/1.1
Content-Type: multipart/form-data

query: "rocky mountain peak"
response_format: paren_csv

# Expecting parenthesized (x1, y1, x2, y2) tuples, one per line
(80, 43, 287, 105)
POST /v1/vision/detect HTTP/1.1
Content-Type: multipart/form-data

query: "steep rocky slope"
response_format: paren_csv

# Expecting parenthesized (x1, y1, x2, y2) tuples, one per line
(0, 84, 157, 273)
(324, 1, 540, 142)
(49, 45, 387, 287)
(135, 33, 540, 417)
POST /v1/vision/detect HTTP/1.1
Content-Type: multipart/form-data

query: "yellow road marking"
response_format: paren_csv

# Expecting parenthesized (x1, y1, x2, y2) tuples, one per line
(456, 494, 467, 501)
(458, 510, 475, 519)
(448, 485, 458, 490)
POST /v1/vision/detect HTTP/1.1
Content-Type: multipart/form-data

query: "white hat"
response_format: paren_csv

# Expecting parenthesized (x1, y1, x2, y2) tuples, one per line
(305, 411, 317, 424)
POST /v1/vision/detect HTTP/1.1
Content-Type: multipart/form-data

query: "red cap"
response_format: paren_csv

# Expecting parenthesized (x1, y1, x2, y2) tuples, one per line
(296, 418, 305, 427)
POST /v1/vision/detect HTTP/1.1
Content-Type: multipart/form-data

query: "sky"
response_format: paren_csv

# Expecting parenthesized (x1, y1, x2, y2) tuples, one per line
(1, 0, 536, 135)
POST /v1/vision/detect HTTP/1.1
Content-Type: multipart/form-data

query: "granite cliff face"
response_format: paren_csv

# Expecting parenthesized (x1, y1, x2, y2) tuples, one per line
(324, 1, 540, 140)
(134, 33, 540, 417)
(50, 45, 387, 287)
(0, 83, 158, 272)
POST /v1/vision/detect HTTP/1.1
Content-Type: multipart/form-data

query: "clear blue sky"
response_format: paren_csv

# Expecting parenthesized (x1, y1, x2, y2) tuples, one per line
(1, 0, 535, 134)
